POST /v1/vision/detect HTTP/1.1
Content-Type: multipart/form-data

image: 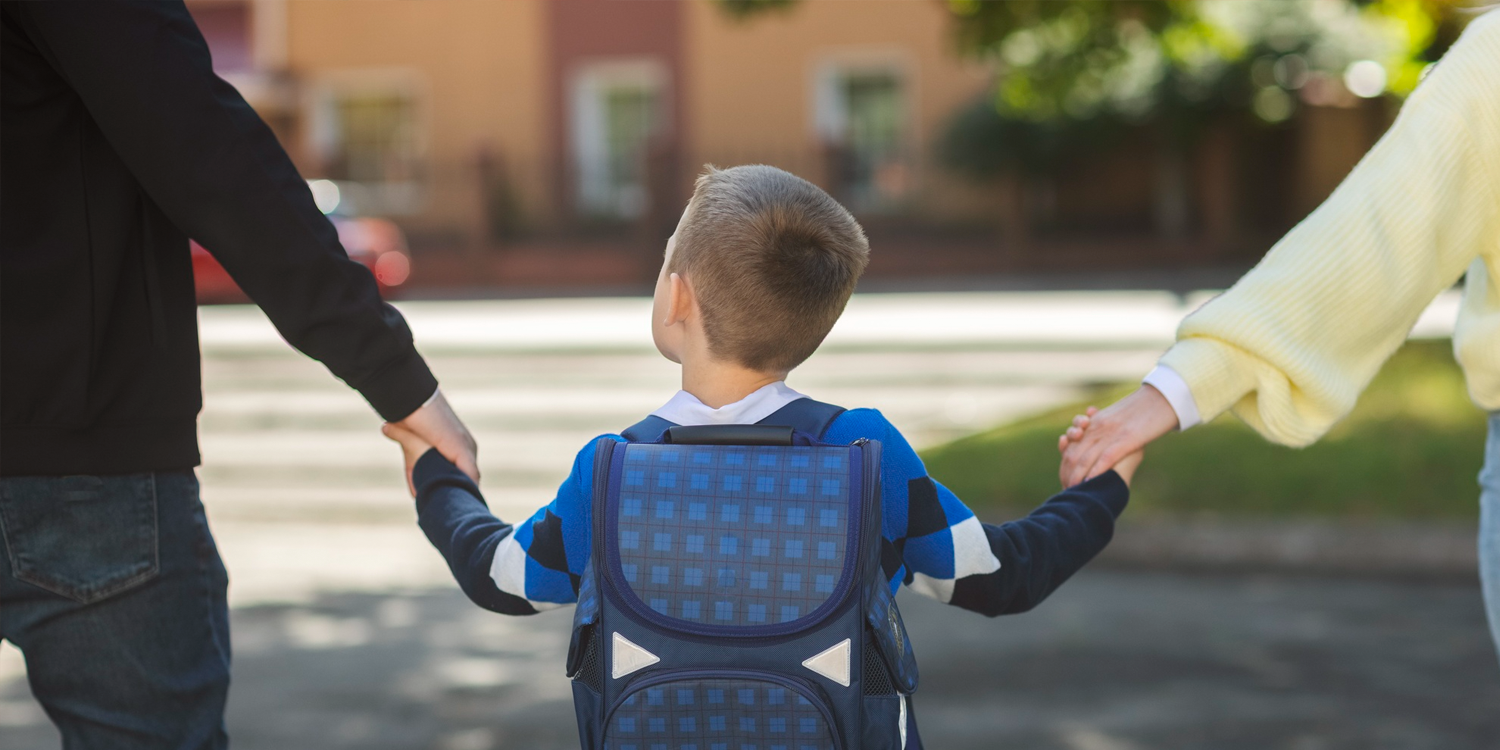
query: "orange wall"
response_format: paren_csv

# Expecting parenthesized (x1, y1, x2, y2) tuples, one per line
(279, 0, 1000, 231)
(283, 0, 548, 230)
(683, 0, 993, 215)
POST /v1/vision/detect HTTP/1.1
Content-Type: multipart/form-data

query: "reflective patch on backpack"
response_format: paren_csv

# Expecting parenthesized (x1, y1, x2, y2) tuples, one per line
(801, 638, 851, 687)
(611, 632, 661, 680)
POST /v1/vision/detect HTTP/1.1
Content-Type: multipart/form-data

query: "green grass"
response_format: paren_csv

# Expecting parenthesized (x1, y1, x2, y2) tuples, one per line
(920, 340, 1490, 520)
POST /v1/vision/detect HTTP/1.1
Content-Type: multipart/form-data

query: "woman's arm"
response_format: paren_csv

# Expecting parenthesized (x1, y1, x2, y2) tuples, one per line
(1062, 13, 1500, 484)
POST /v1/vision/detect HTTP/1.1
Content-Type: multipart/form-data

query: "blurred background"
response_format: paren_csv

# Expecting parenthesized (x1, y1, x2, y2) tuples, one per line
(3, 1, 1499, 749)
(183, 0, 1467, 295)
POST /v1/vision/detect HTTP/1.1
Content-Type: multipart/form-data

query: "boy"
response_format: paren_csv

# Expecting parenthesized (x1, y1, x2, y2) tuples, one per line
(384, 165, 1140, 747)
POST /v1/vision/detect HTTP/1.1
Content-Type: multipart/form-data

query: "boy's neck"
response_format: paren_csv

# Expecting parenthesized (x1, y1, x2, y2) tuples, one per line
(680, 356, 787, 409)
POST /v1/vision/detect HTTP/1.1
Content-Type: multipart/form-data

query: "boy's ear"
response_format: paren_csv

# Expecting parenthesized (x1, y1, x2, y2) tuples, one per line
(666, 272, 696, 326)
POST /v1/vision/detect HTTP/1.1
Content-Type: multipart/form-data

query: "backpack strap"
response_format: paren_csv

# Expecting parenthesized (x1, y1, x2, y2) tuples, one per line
(620, 398, 846, 443)
(755, 398, 846, 439)
(620, 415, 675, 443)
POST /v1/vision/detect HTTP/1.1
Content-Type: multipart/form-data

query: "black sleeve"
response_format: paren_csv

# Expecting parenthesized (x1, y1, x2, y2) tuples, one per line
(412, 450, 540, 616)
(11, 1, 436, 421)
(950, 471, 1129, 617)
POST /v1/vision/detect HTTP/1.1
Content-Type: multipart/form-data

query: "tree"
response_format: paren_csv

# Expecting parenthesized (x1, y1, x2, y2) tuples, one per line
(935, 0, 1462, 239)
(942, 0, 1458, 174)
(713, 0, 1466, 241)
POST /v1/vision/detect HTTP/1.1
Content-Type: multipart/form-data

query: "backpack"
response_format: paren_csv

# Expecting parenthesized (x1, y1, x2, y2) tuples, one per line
(566, 399, 920, 750)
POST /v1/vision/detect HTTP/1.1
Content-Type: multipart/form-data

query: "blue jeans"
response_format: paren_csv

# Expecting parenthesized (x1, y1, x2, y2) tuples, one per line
(0, 471, 230, 749)
(1482, 413, 1500, 663)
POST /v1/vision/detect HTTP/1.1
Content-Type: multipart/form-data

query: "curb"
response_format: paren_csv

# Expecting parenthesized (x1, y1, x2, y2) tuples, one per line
(1096, 517, 1479, 579)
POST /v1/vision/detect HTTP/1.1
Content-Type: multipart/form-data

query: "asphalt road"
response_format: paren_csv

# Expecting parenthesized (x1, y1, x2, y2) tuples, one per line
(1, 291, 1489, 750)
(5, 571, 1495, 750)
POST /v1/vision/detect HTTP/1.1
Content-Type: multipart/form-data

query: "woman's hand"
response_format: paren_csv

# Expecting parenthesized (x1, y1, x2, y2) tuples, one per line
(1058, 386, 1178, 487)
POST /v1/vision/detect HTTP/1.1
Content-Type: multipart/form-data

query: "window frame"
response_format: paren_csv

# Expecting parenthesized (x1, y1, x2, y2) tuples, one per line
(809, 49, 919, 212)
(304, 67, 430, 216)
(568, 58, 671, 220)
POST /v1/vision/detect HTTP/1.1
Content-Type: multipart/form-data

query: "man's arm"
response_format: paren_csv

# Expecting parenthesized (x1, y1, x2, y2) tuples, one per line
(9, 3, 451, 427)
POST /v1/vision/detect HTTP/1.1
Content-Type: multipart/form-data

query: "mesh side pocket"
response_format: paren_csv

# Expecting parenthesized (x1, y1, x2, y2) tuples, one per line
(862, 636, 895, 695)
(576, 630, 603, 691)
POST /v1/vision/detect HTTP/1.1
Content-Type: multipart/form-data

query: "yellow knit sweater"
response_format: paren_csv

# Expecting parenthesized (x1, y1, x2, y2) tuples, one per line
(1159, 11, 1500, 447)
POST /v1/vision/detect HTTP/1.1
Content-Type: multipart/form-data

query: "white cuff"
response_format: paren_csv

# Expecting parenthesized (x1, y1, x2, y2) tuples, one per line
(1142, 365, 1201, 431)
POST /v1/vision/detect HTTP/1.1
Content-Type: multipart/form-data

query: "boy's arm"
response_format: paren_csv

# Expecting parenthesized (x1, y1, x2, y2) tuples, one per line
(826, 409, 1129, 617)
(409, 439, 606, 614)
(941, 473, 1127, 616)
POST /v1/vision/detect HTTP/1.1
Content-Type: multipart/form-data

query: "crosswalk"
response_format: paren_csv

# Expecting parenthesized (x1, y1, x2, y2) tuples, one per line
(188, 289, 1461, 606)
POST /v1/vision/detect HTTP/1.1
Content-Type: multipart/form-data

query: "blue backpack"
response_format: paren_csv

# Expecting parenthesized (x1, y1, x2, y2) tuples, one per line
(566, 399, 920, 750)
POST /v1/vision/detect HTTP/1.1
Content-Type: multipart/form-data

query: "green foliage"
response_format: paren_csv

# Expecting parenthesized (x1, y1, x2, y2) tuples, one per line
(938, 94, 1128, 178)
(921, 340, 1489, 520)
(938, 0, 1462, 179)
(949, 1, 1221, 121)
(713, 0, 798, 21)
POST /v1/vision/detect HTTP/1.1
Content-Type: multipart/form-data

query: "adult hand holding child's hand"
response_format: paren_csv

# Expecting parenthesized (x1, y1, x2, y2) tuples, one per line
(393, 389, 479, 483)
(382, 422, 435, 497)
(1056, 387, 1171, 487)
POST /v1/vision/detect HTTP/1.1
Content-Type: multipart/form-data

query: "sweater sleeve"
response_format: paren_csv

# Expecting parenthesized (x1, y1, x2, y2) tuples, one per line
(413, 438, 609, 614)
(1158, 13, 1500, 447)
(825, 409, 1129, 617)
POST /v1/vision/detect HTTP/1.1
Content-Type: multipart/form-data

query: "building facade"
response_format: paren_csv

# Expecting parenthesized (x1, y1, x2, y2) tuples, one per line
(188, 0, 1390, 287)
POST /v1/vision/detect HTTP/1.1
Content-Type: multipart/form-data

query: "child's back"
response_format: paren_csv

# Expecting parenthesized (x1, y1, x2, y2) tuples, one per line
(386, 165, 1137, 749)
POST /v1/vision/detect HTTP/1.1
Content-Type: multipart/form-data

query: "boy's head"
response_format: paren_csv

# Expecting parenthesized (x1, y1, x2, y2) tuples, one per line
(652, 165, 869, 375)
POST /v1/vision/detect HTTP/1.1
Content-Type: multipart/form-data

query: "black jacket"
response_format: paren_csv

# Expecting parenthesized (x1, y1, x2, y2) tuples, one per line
(1, 2, 438, 476)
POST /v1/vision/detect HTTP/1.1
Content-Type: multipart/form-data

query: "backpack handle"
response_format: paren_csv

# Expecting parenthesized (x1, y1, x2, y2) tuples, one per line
(662, 424, 795, 446)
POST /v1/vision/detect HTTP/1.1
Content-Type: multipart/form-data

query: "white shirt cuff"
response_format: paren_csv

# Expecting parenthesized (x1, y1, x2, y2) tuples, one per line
(1142, 365, 1201, 431)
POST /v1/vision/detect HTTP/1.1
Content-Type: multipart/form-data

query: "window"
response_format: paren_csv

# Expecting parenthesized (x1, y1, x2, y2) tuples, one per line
(327, 92, 419, 185)
(309, 75, 425, 215)
(571, 61, 667, 219)
(815, 58, 912, 211)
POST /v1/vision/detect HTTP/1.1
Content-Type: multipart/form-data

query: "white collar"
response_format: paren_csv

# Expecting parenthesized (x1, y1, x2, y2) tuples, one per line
(650, 381, 807, 426)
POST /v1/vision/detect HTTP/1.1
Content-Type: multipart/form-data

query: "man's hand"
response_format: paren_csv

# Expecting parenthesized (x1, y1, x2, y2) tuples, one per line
(1057, 385, 1177, 487)
(381, 422, 433, 497)
(393, 389, 479, 483)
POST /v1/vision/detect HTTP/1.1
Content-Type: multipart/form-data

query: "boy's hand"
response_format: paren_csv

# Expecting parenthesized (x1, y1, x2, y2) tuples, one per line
(382, 422, 434, 497)
(1058, 407, 1144, 487)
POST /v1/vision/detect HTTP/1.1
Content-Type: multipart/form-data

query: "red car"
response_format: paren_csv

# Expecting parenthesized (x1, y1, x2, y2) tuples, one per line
(193, 215, 412, 304)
